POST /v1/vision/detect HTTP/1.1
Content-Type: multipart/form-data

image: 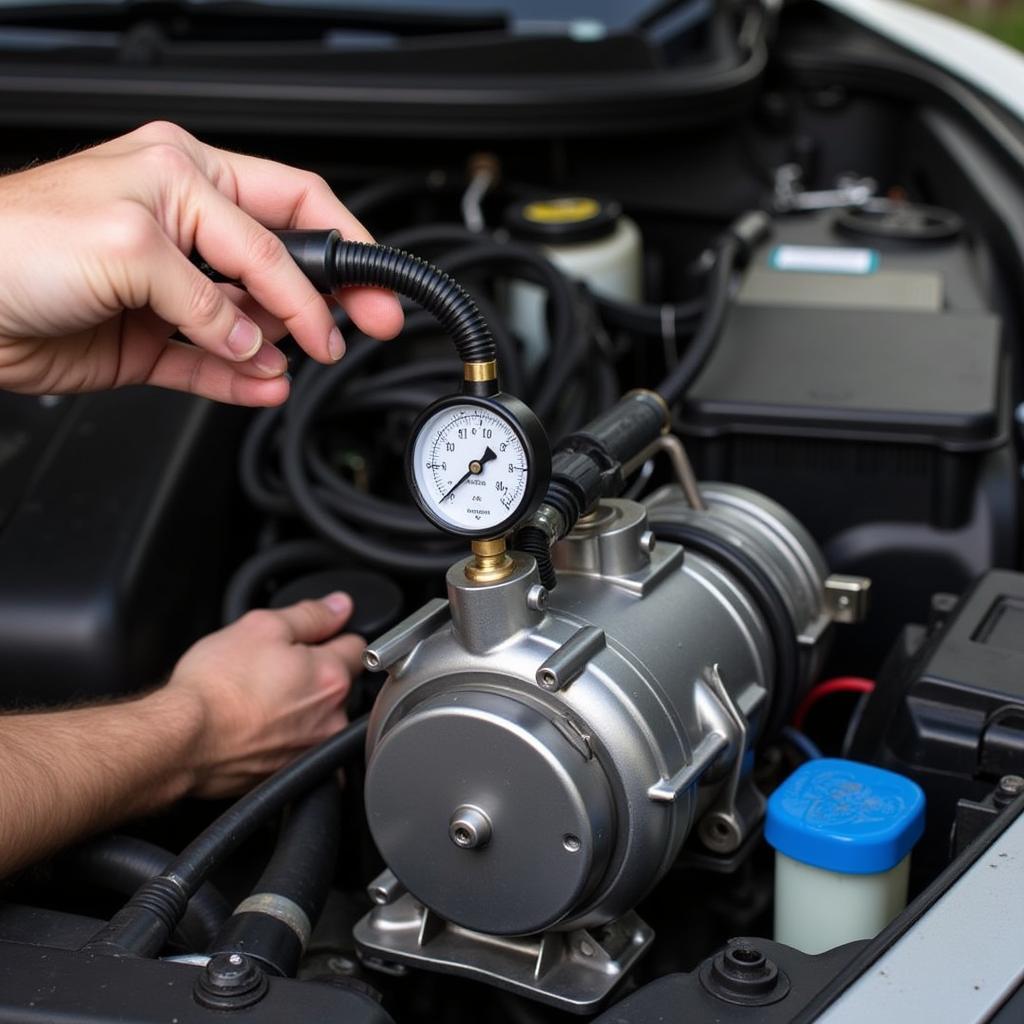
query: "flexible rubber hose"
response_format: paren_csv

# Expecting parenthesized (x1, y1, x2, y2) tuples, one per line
(333, 240, 495, 365)
(82, 716, 369, 959)
(62, 835, 230, 951)
(655, 234, 740, 406)
(210, 781, 340, 977)
(280, 336, 463, 574)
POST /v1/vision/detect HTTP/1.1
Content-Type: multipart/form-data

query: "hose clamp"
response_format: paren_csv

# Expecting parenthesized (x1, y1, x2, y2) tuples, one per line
(234, 893, 312, 947)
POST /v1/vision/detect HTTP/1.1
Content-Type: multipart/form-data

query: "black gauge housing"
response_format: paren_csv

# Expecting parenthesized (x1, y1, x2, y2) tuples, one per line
(406, 391, 551, 540)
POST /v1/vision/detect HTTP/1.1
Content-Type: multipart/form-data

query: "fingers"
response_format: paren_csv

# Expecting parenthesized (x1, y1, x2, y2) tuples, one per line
(219, 285, 290, 346)
(272, 593, 354, 644)
(187, 178, 347, 364)
(145, 340, 290, 406)
(201, 146, 405, 341)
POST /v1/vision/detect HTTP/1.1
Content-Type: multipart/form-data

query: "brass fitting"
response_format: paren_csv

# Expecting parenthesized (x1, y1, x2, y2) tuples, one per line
(465, 537, 515, 583)
(464, 360, 498, 384)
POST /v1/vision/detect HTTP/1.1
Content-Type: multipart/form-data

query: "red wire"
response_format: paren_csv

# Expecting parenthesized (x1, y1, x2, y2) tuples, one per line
(792, 677, 876, 730)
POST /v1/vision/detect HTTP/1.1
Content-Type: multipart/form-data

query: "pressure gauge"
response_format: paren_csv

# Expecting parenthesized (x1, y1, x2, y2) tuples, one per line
(407, 393, 550, 539)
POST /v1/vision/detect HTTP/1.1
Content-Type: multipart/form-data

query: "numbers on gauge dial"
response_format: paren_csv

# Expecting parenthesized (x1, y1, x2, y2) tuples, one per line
(412, 405, 529, 532)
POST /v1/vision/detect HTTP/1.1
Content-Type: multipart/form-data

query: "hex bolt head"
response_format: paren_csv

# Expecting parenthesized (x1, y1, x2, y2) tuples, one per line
(448, 805, 493, 850)
(194, 952, 268, 1011)
(527, 584, 549, 611)
(995, 774, 1024, 807)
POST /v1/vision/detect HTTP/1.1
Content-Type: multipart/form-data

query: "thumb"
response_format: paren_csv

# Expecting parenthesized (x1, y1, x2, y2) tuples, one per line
(273, 593, 354, 644)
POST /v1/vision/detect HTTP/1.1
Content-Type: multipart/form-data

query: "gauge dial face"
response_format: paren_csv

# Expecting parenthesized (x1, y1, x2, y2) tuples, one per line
(411, 403, 530, 535)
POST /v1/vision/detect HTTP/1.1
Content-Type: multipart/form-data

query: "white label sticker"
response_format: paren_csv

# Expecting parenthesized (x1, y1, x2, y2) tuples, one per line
(770, 245, 879, 275)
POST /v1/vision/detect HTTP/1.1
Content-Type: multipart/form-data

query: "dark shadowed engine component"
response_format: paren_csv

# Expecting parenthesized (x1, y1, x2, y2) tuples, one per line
(355, 484, 861, 1012)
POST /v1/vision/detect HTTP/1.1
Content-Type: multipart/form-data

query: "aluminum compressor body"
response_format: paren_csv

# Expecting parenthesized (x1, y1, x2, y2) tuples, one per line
(357, 484, 843, 955)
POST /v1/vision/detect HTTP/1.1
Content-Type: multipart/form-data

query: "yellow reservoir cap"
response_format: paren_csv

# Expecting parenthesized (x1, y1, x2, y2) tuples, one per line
(522, 197, 601, 225)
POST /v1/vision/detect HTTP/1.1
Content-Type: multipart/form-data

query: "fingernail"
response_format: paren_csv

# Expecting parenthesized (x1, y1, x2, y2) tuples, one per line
(327, 326, 346, 361)
(250, 343, 287, 377)
(323, 591, 351, 614)
(227, 317, 262, 360)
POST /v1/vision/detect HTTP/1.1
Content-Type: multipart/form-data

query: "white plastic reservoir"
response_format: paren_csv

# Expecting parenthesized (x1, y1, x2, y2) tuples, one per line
(765, 757, 925, 954)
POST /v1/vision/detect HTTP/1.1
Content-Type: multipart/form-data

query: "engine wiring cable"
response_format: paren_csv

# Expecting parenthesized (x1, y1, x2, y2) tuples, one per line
(780, 725, 824, 762)
(792, 677, 877, 731)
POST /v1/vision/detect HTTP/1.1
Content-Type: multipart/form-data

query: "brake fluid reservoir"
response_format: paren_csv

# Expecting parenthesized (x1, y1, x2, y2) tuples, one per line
(766, 759, 925, 954)
(503, 196, 642, 368)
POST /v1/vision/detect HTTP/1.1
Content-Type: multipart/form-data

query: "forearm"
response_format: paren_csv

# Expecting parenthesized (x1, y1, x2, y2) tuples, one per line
(0, 688, 205, 878)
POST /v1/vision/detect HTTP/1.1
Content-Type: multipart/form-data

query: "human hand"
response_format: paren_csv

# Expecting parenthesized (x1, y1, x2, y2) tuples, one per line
(165, 594, 364, 798)
(0, 121, 403, 405)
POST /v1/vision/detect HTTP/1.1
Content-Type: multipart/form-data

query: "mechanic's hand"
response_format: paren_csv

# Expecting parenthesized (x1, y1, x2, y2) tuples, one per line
(0, 121, 403, 406)
(166, 593, 364, 798)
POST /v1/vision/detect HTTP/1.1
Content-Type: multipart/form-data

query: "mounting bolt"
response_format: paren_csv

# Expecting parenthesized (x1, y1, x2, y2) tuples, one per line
(367, 868, 406, 907)
(527, 584, 549, 611)
(995, 775, 1024, 808)
(639, 530, 656, 555)
(194, 952, 268, 1011)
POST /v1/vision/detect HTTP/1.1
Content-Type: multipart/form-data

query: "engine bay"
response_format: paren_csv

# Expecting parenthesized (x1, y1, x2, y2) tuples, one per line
(1, 3, 1024, 1021)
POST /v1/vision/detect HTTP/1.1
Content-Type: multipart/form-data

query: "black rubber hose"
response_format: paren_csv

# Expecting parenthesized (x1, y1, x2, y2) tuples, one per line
(62, 835, 231, 952)
(332, 240, 495, 365)
(595, 294, 704, 337)
(655, 211, 771, 406)
(280, 335, 461, 574)
(82, 716, 369, 960)
(655, 234, 740, 406)
(649, 520, 799, 740)
(343, 171, 450, 221)
(209, 782, 340, 977)
(239, 406, 292, 517)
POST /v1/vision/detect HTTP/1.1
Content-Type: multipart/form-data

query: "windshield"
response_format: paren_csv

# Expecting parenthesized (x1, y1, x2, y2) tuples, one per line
(0, 0, 706, 35)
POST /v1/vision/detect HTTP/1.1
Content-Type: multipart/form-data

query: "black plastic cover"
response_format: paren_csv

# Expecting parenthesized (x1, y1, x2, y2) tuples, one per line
(0, 387, 243, 707)
(0, 938, 392, 1024)
(681, 305, 1002, 448)
(850, 570, 1024, 881)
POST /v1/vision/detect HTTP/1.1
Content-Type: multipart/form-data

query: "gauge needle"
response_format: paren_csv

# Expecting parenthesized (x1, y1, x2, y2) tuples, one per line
(440, 446, 497, 502)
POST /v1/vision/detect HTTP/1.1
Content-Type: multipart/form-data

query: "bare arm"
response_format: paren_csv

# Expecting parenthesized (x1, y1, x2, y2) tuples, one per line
(0, 594, 365, 878)
(0, 688, 204, 877)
